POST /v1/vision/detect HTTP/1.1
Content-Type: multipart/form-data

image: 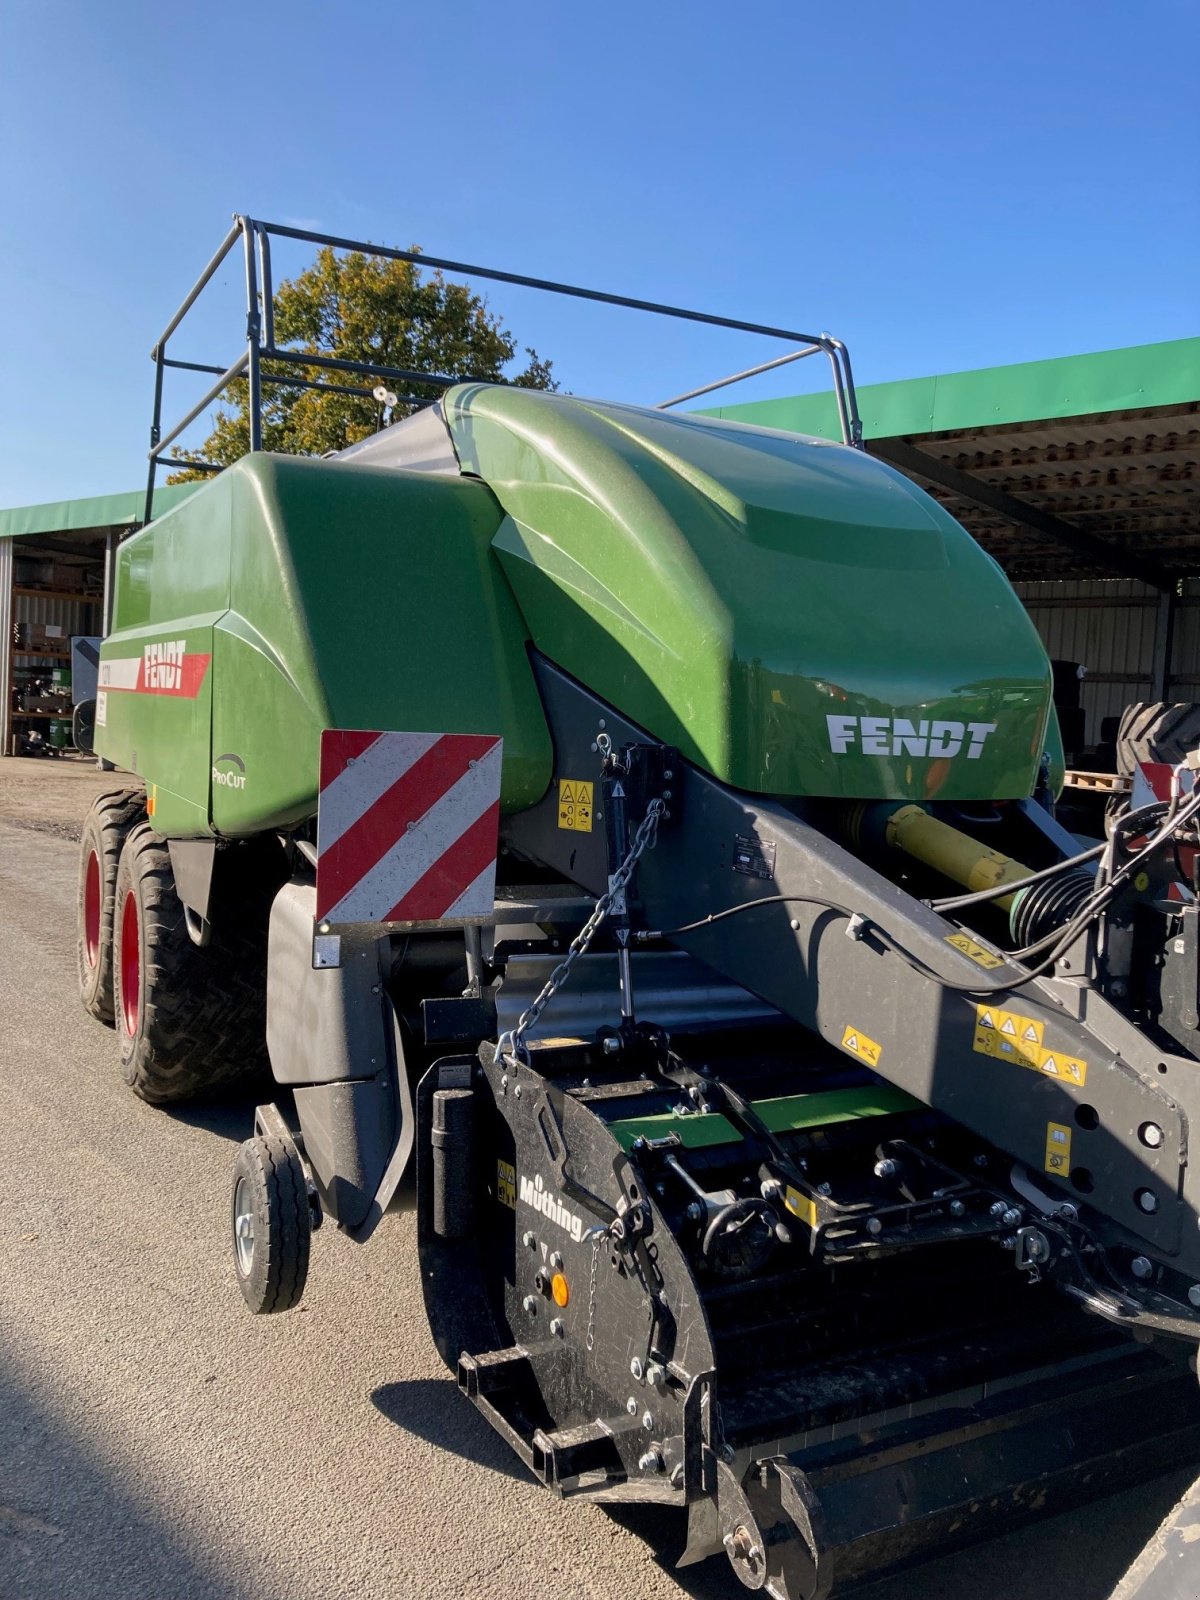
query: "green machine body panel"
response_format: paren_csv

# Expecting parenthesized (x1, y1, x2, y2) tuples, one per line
(100, 385, 1053, 835)
(445, 386, 1052, 802)
(98, 454, 553, 837)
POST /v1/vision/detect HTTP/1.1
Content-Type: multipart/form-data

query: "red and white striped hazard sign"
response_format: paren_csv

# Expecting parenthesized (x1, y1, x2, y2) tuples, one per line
(316, 731, 502, 924)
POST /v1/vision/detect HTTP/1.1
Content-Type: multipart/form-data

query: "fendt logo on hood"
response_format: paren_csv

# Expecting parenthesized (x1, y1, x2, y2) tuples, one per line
(212, 752, 247, 790)
(827, 715, 997, 761)
(517, 1171, 584, 1242)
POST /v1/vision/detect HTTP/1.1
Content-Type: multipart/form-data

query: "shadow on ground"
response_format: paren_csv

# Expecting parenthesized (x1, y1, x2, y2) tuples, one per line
(166, 1084, 266, 1144)
(371, 1375, 534, 1483)
(0, 1355, 255, 1600)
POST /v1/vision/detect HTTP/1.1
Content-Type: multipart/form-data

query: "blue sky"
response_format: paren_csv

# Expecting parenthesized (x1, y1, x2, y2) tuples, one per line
(1, 0, 1196, 506)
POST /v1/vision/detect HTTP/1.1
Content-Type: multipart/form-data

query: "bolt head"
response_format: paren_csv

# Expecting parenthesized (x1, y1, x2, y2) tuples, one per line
(1058, 1202, 1078, 1222)
(550, 1317, 564, 1337)
(642, 1410, 654, 1430)
(1002, 1207, 1022, 1228)
(549, 1251, 564, 1271)
(1140, 1123, 1165, 1149)
(866, 1217, 883, 1236)
(522, 1295, 538, 1314)
(874, 1158, 898, 1179)
(630, 1358, 644, 1380)
(602, 1036, 621, 1056)
(760, 1178, 783, 1199)
(626, 1396, 639, 1415)
(522, 1231, 535, 1249)
(686, 1202, 704, 1223)
(816, 1182, 832, 1197)
(990, 1201, 1008, 1218)
(1131, 1256, 1154, 1280)
(1136, 1188, 1159, 1214)
(514, 1084, 522, 1099)
(1188, 1285, 1200, 1308)
(638, 1450, 663, 1474)
(949, 1199, 966, 1217)
(646, 1362, 666, 1388)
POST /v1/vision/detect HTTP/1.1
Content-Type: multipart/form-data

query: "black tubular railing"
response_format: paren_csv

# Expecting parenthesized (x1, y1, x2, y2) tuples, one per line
(144, 214, 863, 522)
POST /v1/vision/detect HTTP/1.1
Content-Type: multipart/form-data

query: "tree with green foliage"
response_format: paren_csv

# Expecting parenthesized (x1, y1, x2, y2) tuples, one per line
(169, 247, 555, 479)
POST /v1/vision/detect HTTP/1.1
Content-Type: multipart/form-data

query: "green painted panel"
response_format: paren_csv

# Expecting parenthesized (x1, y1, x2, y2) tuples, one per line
(99, 454, 553, 838)
(447, 385, 1051, 801)
(701, 338, 1200, 442)
(610, 1084, 921, 1151)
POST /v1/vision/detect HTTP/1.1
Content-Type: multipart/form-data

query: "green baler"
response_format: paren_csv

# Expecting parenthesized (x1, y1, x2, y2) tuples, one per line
(77, 220, 1200, 1598)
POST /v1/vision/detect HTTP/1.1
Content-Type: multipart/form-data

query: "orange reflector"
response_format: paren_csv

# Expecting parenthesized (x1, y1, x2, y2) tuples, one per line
(146, 795, 156, 817)
(551, 1272, 570, 1307)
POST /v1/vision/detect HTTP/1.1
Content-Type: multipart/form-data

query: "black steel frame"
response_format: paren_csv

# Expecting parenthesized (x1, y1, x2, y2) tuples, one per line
(144, 214, 863, 522)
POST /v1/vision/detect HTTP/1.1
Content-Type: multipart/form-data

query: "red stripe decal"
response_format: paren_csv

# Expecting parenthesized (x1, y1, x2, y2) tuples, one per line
(385, 801, 501, 922)
(104, 653, 212, 698)
(319, 730, 381, 787)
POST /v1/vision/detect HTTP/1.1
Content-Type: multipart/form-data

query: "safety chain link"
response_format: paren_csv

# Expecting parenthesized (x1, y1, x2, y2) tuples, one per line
(497, 796, 667, 1068)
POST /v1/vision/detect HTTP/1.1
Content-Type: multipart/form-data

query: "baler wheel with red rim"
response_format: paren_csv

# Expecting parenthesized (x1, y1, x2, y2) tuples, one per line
(77, 788, 146, 1024)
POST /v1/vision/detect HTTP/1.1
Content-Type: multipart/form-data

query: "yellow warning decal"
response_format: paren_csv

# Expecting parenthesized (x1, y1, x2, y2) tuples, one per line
(496, 1159, 516, 1209)
(784, 1186, 819, 1229)
(1044, 1122, 1072, 1177)
(973, 1004, 1088, 1086)
(557, 779, 594, 833)
(841, 1025, 882, 1068)
(945, 931, 1005, 970)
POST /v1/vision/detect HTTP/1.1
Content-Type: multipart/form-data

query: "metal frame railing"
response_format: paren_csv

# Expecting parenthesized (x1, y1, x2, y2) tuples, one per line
(144, 213, 863, 521)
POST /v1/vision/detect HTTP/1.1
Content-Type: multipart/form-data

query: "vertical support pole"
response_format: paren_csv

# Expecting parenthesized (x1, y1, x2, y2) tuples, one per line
(242, 218, 263, 452)
(145, 346, 165, 524)
(102, 529, 120, 639)
(1152, 584, 1177, 703)
(256, 224, 275, 349)
(0, 536, 13, 758)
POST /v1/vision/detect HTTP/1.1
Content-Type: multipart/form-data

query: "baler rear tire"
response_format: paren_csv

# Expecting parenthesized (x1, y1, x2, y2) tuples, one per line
(77, 787, 147, 1025)
(112, 823, 276, 1105)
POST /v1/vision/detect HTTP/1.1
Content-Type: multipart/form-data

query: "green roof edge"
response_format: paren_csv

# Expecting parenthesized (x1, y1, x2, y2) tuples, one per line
(0, 480, 200, 541)
(697, 337, 1200, 442)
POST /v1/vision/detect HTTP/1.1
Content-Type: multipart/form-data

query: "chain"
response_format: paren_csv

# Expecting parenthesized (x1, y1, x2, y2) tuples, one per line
(496, 796, 666, 1068)
(585, 1227, 602, 1351)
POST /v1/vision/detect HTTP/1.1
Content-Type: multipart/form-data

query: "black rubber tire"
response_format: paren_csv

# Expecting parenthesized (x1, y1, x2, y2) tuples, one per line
(77, 787, 146, 1024)
(1107, 702, 1200, 834)
(231, 1134, 311, 1313)
(112, 823, 279, 1105)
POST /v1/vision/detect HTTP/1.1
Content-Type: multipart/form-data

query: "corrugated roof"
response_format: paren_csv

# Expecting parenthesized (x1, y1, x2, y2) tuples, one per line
(702, 339, 1200, 583)
(0, 482, 198, 541)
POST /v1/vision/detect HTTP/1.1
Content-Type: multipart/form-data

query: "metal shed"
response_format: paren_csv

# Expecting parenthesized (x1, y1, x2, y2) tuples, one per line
(0, 484, 196, 757)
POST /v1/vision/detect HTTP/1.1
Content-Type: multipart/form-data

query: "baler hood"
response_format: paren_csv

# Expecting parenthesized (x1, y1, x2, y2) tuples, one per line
(352, 386, 1053, 801)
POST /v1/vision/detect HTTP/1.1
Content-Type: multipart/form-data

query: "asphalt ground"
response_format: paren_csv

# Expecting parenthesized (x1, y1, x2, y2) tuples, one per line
(0, 758, 1196, 1600)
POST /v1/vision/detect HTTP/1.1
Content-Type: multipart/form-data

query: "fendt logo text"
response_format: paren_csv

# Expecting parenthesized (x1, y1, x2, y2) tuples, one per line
(517, 1172, 584, 1242)
(827, 715, 997, 761)
(143, 639, 187, 690)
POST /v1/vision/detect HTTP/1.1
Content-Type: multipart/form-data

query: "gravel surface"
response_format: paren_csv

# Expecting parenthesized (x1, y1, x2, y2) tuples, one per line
(0, 764, 1196, 1600)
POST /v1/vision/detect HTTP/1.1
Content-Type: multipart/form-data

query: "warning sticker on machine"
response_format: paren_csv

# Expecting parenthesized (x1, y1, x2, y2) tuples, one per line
(496, 1159, 516, 1209)
(841, 1025, 882, 1067)
(973, 1005, 1088, 1085)
(1044, 1122, 1072, 1176)
(945, 931, 1005, 970)
(784, 1186, 819, 1229)
(557, 780, 594, 832)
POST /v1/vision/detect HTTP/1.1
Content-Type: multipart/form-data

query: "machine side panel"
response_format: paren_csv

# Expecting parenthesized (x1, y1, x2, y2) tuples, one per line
(98, 487, 233, 834)
(210, 456, 553, 834)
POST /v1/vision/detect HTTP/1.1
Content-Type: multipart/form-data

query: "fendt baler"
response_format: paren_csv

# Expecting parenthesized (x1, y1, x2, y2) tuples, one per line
(77, 220, 1200, 1597)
